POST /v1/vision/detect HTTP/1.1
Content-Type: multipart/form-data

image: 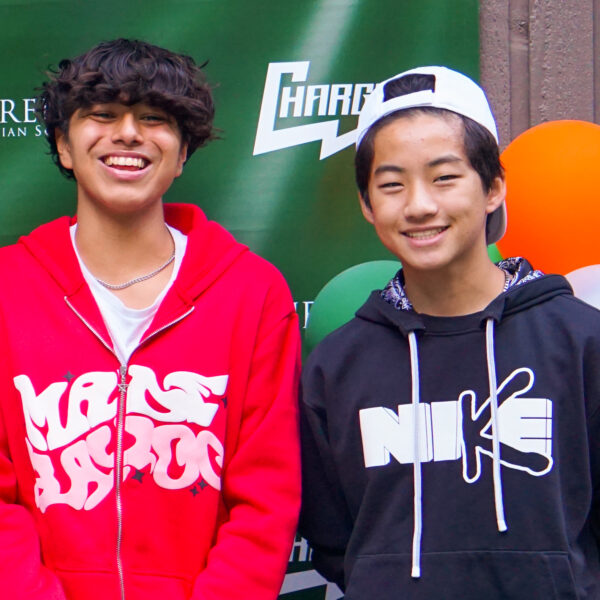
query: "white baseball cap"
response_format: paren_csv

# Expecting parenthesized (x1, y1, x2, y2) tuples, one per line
(356, 66, 506, 245)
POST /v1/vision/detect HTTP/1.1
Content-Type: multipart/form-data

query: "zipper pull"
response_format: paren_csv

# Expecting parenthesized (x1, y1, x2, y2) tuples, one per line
(118, 364, 128, 392)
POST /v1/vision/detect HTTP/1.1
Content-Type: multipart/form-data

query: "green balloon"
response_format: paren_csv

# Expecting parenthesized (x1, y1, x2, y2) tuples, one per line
(488, 243, 503, 262)
(304, 260, 401, 358)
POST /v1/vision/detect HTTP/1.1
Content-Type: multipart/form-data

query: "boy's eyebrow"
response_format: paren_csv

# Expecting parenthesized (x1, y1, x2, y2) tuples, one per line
(373, 155, 464, 176)
(373, 164, 405, 176)
(427, 154, 463, 168)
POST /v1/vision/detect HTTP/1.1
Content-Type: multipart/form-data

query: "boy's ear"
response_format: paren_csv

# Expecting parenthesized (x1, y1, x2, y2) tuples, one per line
(359, 191, 375, 224)
(55, 129, 73, 170)
(175, 142, 188, 178)
(485, 175, 506, 215)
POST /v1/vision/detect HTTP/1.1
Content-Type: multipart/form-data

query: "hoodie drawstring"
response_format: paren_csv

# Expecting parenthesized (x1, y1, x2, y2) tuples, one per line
(485, 318, 508, 532)
(408, 331, 422, 578)
(407, 320, 507, 580)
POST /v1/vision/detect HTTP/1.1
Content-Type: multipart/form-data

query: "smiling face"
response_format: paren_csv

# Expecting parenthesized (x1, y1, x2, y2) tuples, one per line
(361, 111, 505, 279)
(56, 102, 187, 217)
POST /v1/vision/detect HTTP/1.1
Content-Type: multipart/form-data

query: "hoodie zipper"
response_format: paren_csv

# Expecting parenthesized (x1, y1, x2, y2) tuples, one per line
(64, 297, 194, 600)
(115, 363, 127, 600)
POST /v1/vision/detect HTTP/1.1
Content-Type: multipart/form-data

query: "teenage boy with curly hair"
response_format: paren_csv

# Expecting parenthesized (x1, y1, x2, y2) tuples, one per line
(300, 66, 600, 599)
(0, 39, 300, 600)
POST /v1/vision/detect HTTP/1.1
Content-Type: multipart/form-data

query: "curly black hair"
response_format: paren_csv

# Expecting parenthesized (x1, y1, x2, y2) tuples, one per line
(37, 38, 216, 179)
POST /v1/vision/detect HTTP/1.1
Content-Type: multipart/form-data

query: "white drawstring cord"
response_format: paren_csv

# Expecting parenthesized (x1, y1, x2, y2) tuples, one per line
(408, 331, 423, 577)
(406, 319, 505, 581)
(485, 318, 507, 532)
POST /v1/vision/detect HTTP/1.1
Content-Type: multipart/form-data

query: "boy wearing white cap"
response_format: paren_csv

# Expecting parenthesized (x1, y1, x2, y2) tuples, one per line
(299, 66, 600, 598)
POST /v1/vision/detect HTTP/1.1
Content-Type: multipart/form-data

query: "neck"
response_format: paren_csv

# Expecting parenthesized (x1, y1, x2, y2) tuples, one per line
(73, 201, 178, 310)
(403, 258, 506, 317)
(75, 202, 173, 283)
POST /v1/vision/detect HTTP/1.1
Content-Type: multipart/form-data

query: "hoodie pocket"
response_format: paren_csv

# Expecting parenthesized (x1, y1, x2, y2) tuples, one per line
(344, 551, 578, 600)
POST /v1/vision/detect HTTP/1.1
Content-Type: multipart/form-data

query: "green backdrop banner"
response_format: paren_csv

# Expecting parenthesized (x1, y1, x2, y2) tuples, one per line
(0, 1, 478, 597)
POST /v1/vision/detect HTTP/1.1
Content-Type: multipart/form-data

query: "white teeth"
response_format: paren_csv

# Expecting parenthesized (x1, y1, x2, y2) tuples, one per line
(405, 227, 446, 240)
(104, 156, 146, 168)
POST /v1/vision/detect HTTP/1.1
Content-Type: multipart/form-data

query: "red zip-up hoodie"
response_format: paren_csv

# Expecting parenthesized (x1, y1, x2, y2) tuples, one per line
(0, 203, 301, 600)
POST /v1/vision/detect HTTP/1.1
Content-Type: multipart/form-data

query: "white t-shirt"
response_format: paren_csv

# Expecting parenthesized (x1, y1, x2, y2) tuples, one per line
(70, 224, 188, 365)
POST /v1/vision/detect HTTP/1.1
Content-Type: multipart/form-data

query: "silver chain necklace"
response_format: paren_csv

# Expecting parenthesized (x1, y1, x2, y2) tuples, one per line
(95, 252, 176, 290)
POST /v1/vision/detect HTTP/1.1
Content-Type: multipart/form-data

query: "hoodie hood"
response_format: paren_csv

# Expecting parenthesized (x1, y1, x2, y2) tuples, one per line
(19, 203, 247, 302)
(357, 258, 573, 337)
(17, 203, 248, 349)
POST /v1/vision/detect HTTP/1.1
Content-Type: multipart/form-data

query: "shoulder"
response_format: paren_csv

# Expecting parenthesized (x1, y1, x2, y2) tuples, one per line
(542, 292, 600, 326)
(234, 250, 294, 304)
(0, 216, 71, 268)
(0, 241, 26, 262)
(307, 288, 408, 363)
(505, 270, 600, 330)
(304, 313, 394, 378)
(555, 294, 600, 343)
(0, 240, 37, 278)
(215, 249, 296, 326)
(237, 250, 290, 288)
(560, 293, 600, 316)
(510, 290, 600, 353)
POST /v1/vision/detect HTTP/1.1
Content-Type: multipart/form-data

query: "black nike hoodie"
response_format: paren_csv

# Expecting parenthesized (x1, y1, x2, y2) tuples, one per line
(300, 260, 600, 599)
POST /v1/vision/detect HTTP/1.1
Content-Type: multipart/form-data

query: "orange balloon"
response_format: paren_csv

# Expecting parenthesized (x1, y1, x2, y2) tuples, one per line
(498, 120, 600, 275)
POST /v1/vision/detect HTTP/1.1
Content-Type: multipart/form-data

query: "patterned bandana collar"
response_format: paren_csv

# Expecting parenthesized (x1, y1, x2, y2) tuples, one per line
(381, 257, 545, 312)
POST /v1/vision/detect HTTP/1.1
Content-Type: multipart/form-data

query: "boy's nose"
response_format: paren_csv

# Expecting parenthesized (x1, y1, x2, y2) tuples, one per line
(404, 184, 438, 219)
(112, 113, 143, 145)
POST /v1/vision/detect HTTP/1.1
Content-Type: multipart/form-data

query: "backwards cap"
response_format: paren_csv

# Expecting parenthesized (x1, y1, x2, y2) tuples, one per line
(356, 66, 506, 245)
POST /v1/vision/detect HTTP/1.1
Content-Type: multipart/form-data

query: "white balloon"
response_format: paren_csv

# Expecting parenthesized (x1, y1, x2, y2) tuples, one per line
(566, 265, 600, 309)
